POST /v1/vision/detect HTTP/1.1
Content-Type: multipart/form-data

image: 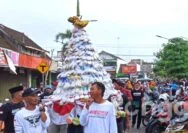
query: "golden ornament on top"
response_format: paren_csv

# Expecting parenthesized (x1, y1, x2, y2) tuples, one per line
(68, 16, 89, 29)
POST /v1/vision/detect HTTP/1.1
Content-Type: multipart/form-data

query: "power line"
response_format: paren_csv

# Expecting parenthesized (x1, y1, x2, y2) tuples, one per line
(93, 45, 159, 49)
(116, 54, 155, 57)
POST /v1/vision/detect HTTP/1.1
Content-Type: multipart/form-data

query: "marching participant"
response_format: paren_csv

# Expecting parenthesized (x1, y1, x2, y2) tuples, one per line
(0, 86, 24, 133)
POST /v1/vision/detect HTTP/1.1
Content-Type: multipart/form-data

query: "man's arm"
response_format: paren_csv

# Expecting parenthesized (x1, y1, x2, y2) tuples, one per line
(0, 121, 4, 131)
(0, 105, 7, 131)
(40, 107, 50, 128)
(79, 105, 89, 126)
(80, 98, 93, 126)
(14, 113, 23, 133)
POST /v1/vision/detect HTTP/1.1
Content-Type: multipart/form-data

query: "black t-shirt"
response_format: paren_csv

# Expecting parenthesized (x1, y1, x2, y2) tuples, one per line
(0, 102, 24, 133)
(120, 93, 128, 111)
(131, 89, 144, 109)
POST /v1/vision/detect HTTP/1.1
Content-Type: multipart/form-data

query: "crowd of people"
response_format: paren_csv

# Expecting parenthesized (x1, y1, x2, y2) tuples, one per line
(0, 78, 188, 133)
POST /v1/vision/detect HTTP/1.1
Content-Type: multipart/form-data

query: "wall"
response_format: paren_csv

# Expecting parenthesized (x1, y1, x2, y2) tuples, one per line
(0, 67, 27, 101)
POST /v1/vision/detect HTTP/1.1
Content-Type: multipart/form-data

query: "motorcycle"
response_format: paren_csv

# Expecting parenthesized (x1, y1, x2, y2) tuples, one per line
(145, 99, 170, 133)
(165, 98, 188, 133)
(165, 115, 188, 133)
(142, 100, 156, 127)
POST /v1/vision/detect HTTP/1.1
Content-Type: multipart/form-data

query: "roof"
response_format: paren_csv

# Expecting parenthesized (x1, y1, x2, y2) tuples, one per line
(0, 36, 17, 50)
(0, 24, 44, 51)
(99, 50, 124, 61)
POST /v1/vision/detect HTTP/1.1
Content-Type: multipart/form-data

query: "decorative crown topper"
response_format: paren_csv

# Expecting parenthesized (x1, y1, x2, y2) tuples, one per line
(68, 16, 89, 29)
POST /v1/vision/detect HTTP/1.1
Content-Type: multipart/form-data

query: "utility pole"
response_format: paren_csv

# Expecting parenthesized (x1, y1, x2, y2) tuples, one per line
(45, 49, 54, 86)
(77, 0, 80, 17)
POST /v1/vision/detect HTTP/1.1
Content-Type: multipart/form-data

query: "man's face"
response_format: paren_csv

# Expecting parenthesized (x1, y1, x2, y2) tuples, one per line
(90, 84, 101, 99)
(45, 88, 52, 94)
(135, 84, 140, 90)
(24, 94, 39, 105)
(14, 90, 23, 102)
(113, 82, 121, 90)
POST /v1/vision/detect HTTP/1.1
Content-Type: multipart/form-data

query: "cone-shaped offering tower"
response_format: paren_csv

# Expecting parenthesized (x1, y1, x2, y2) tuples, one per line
(50, 16, 118, 115)
(53, 16, 116, 102)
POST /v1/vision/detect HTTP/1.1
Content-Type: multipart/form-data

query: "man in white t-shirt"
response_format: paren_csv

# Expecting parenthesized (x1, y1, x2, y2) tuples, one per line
(80, 82, 117, 133)
(14, 88, 50, 133)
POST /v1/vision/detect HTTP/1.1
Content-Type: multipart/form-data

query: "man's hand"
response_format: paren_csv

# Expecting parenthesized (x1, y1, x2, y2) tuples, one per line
(116, 113, 120, 119)
(66, 117, 73, 124)
(86, 98, 93, 109)
(39, 104, 47, 122)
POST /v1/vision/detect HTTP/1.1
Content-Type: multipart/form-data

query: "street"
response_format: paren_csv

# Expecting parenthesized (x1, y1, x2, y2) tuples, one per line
(128, 127, 145, 133)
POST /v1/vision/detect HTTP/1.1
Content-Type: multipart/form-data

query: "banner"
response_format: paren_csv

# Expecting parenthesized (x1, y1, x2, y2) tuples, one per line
(4, 49, 19, 66)
(4, 52, 17, 74)
(0, 47, 19, 66)
(0, 48, 7, 66)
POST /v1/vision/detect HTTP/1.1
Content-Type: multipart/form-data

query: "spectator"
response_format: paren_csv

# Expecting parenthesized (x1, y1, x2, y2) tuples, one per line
(0, 86, 24, 133)
(14, 88, 50, 133)
(51, 81, 58, 91)
(66, 101, 84, 133)
(40, 85, 53, 99)
(126, 80, 133, 90)
(113, 79, 133, 101)
(111, 79, 130, 133)
(131, 83, 144, 129)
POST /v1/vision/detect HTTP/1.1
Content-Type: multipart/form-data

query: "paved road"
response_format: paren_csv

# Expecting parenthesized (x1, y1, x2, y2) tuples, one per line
(127, 127, 145, 133)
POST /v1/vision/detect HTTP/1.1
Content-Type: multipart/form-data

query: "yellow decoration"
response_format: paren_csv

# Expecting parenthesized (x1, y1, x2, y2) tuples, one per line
(68, 16, 89, 29)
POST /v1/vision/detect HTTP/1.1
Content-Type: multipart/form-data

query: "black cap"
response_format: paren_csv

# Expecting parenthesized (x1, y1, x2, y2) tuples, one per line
(22, 88, 40, 97)
(112, 79, 125, 87)
(9, 86, 23, 94)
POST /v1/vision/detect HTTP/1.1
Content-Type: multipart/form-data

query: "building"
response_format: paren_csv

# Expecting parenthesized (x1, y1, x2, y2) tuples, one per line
(0, 24, 51, 101)
(128, 59, 153, 77)
(99, 50, 126, 77)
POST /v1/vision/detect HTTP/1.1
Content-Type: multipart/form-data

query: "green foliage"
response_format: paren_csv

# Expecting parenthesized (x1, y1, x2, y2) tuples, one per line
(55, 30, 72, 59)
(154, 37, 188, 79)
(55, 30, 72, 44)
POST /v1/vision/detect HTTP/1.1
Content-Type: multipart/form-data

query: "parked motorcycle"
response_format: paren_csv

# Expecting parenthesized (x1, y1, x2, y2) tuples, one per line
(165, 115, 188, 133)
(142, 100, 156, 127)
(145, 94, 170, 133)
(165, 98, 188, 133)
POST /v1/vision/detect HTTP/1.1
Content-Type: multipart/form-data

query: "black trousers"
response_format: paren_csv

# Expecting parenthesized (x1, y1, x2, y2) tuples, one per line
(67, 124, 83, 133)
(117, 118, 126, 133)
(132, 108, 142, 128)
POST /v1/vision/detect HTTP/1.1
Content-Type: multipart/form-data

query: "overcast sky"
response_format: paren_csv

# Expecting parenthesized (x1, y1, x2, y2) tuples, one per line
(1, 0, 188, 62)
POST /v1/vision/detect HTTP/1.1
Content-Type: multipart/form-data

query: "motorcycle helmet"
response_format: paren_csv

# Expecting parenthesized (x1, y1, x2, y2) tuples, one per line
(159, 93, 170, 101)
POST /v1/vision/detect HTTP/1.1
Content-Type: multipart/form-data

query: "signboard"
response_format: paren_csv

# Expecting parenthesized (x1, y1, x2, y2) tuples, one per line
(121, 65, 137, 74)
(19, 54, 50, 69)
(37, 62, 49, 73)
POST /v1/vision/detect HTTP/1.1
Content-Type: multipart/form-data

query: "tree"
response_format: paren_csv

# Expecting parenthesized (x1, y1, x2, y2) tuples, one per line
(153, 37, 188, 79)
(55, 30, 72, 59)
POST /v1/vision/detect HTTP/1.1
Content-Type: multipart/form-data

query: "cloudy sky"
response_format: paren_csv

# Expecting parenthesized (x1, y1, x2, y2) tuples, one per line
(1, 0, 188, 62)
